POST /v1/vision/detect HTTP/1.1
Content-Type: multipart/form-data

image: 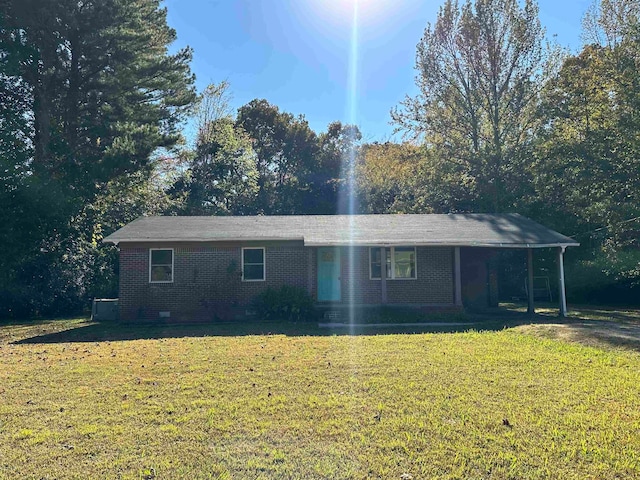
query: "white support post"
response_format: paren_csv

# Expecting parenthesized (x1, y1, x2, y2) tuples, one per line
(380, 247, 387, 305)
(527, 248, 535, 314)
(557, 246, 568, 317)
(454, 247, 462, 306)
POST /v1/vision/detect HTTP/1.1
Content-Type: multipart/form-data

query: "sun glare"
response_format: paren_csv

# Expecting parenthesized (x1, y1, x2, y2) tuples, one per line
(305, 0, 389, 28)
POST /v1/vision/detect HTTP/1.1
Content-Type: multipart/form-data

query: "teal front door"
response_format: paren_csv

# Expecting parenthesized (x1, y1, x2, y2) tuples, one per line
(317, 248, 341, 302)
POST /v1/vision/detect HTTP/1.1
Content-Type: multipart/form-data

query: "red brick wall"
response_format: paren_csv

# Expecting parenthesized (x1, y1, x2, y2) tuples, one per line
(339, 247, 454, 305)
(119, 242, 307, 322)
(118, 243, 455, 322)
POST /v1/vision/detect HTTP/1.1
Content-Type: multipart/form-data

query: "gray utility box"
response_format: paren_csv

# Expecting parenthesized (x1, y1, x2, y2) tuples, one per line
(91, 298, 119, 321)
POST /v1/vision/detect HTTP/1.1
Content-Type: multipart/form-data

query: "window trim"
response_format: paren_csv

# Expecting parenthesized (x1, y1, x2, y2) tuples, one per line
(369, 246, 417, 280)
(242, 247, 266, 282)
(149, 248, 174, 284)
(369, 247, 388, 281)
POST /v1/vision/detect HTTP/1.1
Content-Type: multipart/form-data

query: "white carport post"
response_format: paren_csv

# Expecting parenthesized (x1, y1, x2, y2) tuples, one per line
(557, 246, 568, 317)
(527, 248, 535, 314)
(454, 247, 462, 306)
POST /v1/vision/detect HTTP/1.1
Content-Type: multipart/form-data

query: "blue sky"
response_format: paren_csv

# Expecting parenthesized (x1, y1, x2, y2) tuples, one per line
(165, 0, 592, 142)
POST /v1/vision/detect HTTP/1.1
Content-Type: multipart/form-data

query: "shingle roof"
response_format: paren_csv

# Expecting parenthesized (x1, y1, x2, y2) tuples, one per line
(103, 214, 578, 248)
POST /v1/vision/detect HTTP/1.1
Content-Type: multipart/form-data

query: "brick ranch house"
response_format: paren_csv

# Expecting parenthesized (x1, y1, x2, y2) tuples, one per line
(103, 214, 579, 322)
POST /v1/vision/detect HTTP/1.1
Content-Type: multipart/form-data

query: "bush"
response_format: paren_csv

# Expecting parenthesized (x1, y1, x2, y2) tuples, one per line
(565, 249, 640, 305)
(254, 285, 316, 321)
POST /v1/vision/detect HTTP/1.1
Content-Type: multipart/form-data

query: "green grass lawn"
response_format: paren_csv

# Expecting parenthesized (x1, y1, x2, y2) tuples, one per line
(1, 315, 639, 479)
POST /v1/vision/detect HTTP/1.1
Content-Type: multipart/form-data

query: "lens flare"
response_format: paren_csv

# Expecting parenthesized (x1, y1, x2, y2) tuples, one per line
(342, 0, 360, 329)
(304, 0, 390, 29)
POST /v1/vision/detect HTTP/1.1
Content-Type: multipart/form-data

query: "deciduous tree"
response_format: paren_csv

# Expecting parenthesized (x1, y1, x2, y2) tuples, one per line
(312, 121, 361, 214)
(183, 117, 259, 215)
(393, 0, 554, 212)
(236, 99, 318, 214)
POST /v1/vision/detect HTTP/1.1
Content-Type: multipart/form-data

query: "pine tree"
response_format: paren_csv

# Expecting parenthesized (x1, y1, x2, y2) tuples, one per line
(0, 0, 196, 317)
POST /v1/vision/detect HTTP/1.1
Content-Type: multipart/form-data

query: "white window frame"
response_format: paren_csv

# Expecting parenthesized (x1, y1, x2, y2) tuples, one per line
(369, 247, 388, 280)
(149, 248, 174, 283)
(369, 247, 417, 280)
(242, 247, 266, 282)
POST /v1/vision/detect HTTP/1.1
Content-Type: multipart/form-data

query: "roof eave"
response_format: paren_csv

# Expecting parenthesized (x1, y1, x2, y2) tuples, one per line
(103, 236, 305, 245)
(304, 241, 580, 248)
(103, 238, 579, 248)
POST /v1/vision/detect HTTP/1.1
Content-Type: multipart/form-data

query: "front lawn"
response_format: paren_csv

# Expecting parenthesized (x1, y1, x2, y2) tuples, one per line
(1, 317, 639, 479)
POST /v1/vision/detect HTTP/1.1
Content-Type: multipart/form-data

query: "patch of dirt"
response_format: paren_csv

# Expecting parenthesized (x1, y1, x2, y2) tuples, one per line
(516, 321, 640, 351)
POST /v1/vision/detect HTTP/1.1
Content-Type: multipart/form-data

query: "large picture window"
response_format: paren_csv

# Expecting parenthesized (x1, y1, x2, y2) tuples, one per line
(149, 248, 174, 283)
(370, 247, 416, 280)
(242, 247, 265, 281)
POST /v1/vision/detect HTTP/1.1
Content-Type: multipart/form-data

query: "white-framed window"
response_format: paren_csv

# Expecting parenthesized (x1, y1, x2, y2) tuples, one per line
(370, 247, 390, 280)
(149, 248, 174, 283)
(242, 247, 265, 281)
(369, 247, 417, 280)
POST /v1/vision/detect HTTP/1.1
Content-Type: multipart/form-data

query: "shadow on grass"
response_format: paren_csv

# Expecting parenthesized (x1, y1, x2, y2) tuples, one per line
(10, 304, 640, 349)
(500, 302, 640, 324)
(518, 320, 640, 352)
(566, 307, 640, 324)
(493, 302, 640, 352)
(11, 317, 528, 344)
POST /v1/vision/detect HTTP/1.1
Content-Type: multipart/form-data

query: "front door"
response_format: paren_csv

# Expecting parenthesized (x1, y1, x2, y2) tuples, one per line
(317, 248, 341, 302)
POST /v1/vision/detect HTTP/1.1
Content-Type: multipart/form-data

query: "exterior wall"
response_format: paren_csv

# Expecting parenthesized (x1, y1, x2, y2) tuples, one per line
(118, 242, 456, 322)
(119, 241, 307, 322)
(339, 246, 454, 305)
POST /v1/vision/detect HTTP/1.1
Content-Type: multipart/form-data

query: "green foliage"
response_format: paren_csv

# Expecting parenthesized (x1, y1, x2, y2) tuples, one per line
(2, 0, 195, 191)
(566, 248, 640, 304)
(236, 99, 321, 214)
(530, 5, 640, 302)
(582, 0, 640, 47)
(174, 82, 259, 215)
(181, 116, 259, 215)
(534, 44, 640, 233)
(178, 91, 361, 216)
(0, 0, 196, 318)
(356, 142, 422, 214)
(313, 121, 362, 214)
(254, 285, 316, 322)
(355, 142, 476, 214)
(392, 0, 554, 213)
